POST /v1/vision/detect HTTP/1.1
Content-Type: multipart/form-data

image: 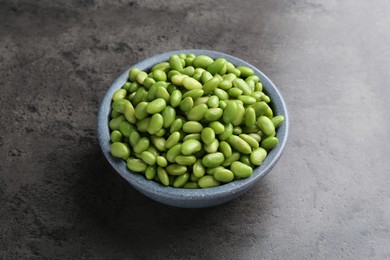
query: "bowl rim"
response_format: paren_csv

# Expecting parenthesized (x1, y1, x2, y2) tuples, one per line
(97, 49, 289, 205)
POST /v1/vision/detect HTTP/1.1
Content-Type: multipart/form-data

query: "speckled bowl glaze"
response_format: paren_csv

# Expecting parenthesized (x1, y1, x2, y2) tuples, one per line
(97, 50, 289, 208)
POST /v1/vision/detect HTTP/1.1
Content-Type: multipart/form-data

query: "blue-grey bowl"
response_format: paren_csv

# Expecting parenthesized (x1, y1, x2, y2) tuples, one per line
(97, 50, 289, 208)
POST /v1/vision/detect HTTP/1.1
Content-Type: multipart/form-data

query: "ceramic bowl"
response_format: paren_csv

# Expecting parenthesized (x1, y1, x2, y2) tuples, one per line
(97, 50, 289, 208)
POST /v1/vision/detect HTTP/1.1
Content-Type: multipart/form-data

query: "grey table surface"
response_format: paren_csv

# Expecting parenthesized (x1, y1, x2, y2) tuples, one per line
(1, 0, 389, 259)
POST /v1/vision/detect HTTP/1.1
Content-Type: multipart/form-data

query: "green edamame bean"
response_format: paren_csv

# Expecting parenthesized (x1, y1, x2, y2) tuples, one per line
(166, 164, 187, 175)
(201, 127, 215, 145)
(223, 101, 238, 124)
(249, 133, 262, 142)
(271, 115, 285, 128)
(206, 166, 224, 175)
(147, 113, 164, 135)
(202, 152, 224, 167)
(143, 77, 156, 88)
(219, 123, 233, 141)
(136, 117, 150, 132)
(175, 155, 196, 165)
(112, 99, 131, 113)
(252, 101, 269, 117)
(219, 141, 232, 158)
(187, 103, 208, 121)
(167, 83, 177, 94)
(140, 151, 157, 165)
(262, 95, 271, 103)
(151, 62, 170, 73)
(181, 139, 202, 155)
(250, 147, 267, 166)
(204, 139, 219, 153)
(145, 165, 156, 180)
(168, 70, 181, 81)
(231, 104, 245, 126)
(236, 66, 254, 78)
(119, 121, 135, 137)
(179, 96, 194, 112)
(222, 152, 241, 167)
(239, 134, 259, 149)
(198, 175, 220, 188)
(181, 66, 195, 77)
(183, 89, 204, 100)
(219, 100, 227, 109)
(161, 106, 176, 128)
(183, 77, 202, 90)
(153, 156, 166, 167)
(109, 115, 125, 130)
(110, 142, 131, 160)
(151, 136, 166, 152)
(240, 154, 254, 167)
(165, 132, 181, 149)
(207, 95, 219, 108)
(193, 96, 209, 106)
(169, 54, 183, 71)
(183, 182, 199, 188)
(265, 106, 273, 118)
(261, 136, 279, 150)
(147, 145, 159, 156)
(219, 80, 232, 90)
(170, 118, 183, 133)
(225, 62, 236, 74)
(183, 133, 201, 141)
(257, 116, 275, 136)
(156, 86, 170, 102)
(166, 144, 182, 163)
(129, 68, 141, 81)
(227, 135, 252, 154)
(214, 168, 234, 183)
(207, 58, 226, 75)
(129, 130, 141, 148)
(136, 71, 148, 85)
(251, 91, 263, 101)
(129, 82, 140, 93)
(146, 98, 166, 114)
(193, 160, 205, 178)
(147, 85, 157, 100)
(122, 82, 131, 91)
(203, 77, 221, 95)
(204, 108, 223, 122)
(244, 107, 256, 127)
(111, 109, 122, 119)
(155, 128, 166, 137)
(190, 173, 200, 182)
(152, 70, 168, 82)
(245, 79, 255, 92)
(233, 78, 252, 95)
(255, 82, 263, 92)
(124, 102, 136, 124)
(171, 74, 187, 86)
(113, 89, 127, 101)
(238, 95, 257, 105)
(127, 158, 147, 172)
(170, 89, 182, 107)
(134, 137, 149, 154)
(110, 130, 122, 143)
(157, 167, 169, 186)
(209, 121, 225, 134)
(135, 101, 150, 120)
(230, 161, 253, 179)
(182, 121, 203, 133)
(193, 55, 214, 69)
(173, 173, 190, 188)
(214, 88, 229, 100)
(233, 126, 242, 135)
(246, 75, 260, 84)
(201, 71, 213, 84)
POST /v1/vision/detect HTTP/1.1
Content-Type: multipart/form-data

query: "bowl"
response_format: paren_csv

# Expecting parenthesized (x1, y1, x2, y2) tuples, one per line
(97, 50, 289, 208)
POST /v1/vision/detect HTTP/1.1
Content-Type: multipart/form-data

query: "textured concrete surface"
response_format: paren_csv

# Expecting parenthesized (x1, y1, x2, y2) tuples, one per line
(1, 0, 389, 259)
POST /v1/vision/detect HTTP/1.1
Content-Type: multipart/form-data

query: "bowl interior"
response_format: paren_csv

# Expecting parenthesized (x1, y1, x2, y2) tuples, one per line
(97, 50, 289, 208)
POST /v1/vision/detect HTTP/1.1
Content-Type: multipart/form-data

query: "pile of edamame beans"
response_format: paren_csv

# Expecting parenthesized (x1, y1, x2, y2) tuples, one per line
(109, 53, 284, 188)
